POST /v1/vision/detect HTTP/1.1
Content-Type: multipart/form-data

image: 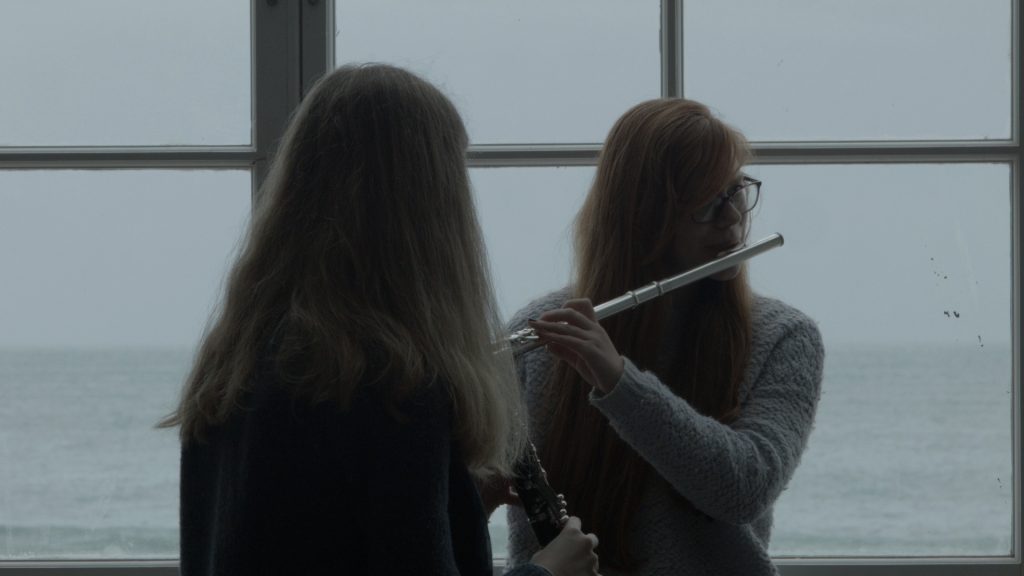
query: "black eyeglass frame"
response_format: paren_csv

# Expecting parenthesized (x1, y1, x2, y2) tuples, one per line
(690, 175, 762, 224)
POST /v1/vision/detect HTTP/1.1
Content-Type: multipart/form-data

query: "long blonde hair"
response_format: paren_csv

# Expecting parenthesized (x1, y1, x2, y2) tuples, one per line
(543, 99, 753, 568)
(161, 64, 525, 477)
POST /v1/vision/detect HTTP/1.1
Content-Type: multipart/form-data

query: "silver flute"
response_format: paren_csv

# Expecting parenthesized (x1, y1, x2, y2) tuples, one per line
(505, 233, 784, 358)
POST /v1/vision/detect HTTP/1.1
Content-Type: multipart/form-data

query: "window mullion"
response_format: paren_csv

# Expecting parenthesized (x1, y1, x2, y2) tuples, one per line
(662, 0, 682, 98)
(467, 144, 602, 168)
(0, 562, 178, 576)
(751, 141, 1020, 165)
(300, 0, 333, 97)
(252, 0, 302, 196)
(1014, 1, 1023, 561)
(0, 147, 257, 170)
(777, 560, 1021, 576)
(1014, 154, 1023, 568)
(464, 141, 1019, 169)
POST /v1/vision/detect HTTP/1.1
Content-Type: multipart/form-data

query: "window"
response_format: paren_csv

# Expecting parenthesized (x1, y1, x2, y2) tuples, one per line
(684, 0, 1012, 141)
(470, 167, 593, 319)
(333, 0, 1022, 573)
(0, 170, 250, 560)
(0, 1, 251, 147)
(1, 1, 1019, 575)
(335, 0, 661, 143)
(747, 163, 1013, 557)
(0, 0, 276, 572)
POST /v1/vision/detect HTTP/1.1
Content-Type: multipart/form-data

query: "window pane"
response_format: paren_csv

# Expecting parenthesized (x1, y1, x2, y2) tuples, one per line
(472, 167, 593, 322)
(473, 167, 593, 559)
(0, 170, 250, 559)
(746, 163, 1012, 556)
(684, 0, 1012, 141)
(336, 1, 660, 144)
(0, 1, 251, 147)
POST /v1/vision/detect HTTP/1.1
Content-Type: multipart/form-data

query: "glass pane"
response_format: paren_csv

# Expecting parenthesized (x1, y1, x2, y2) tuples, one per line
(472, 167, 594, 323)
(473, 167, 593, 559)
(684, 0, 1012, 141)
(0, 2, 251, 147)
(0, 170, 251, 559)
(336, 1, 660, 144)
(746, 163, 1012, 556)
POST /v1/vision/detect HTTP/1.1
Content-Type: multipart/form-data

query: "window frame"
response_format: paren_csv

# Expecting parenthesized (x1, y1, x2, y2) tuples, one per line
(0, 0, 316, 572)
(0, 0, 1018, 574)
(473, 3, 1022, 575)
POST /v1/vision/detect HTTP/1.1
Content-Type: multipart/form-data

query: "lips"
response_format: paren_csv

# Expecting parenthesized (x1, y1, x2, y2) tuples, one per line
(708, 240, 743, 255)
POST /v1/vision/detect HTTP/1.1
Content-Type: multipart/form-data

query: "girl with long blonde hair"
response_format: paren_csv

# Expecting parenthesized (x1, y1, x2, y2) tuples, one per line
(503, 99, 824, 575)
(163, 64, 598, 576)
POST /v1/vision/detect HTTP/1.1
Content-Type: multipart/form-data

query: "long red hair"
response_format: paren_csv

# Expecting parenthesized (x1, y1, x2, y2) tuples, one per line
(542, 99, 753, 569)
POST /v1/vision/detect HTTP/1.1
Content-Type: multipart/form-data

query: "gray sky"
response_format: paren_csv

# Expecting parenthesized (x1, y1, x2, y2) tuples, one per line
(0, 1, 251, 147)
(0, 0, 1013, 348)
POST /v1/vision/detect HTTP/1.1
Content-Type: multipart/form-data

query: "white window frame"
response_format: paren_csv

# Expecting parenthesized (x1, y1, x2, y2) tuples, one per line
(0, 0, 321, 573)
(0, 1, 1018, 574)
(480, 2, 1023, 573)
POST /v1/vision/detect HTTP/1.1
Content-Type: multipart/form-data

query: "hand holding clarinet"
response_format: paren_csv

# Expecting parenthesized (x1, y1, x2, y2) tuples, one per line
(479, 446, 601, 576)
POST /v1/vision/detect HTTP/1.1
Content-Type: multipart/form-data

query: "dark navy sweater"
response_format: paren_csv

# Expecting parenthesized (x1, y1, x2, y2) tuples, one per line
(179, 364, 548, 576)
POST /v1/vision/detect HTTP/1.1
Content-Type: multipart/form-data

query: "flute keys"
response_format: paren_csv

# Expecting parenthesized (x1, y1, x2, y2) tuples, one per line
(508, 327, 540, 346)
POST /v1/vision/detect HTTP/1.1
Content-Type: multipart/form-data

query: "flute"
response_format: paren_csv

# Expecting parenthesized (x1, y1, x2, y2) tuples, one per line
(505, 233, 783, 358)
(506, 233, 783, 545)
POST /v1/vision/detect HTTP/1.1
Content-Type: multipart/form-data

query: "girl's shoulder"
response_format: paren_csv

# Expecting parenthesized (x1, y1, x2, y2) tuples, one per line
(751, 293, 821, 342)
(747, 293, 825, 386)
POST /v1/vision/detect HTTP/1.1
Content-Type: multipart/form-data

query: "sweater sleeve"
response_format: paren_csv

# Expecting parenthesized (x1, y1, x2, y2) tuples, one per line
(589, 317, 824, 525)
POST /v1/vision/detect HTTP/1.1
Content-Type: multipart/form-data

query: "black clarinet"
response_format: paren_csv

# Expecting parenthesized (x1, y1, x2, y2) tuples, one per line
(511, 441, 567, 546)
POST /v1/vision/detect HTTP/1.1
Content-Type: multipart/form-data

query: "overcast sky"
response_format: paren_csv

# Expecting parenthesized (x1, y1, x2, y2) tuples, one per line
(0, 0, 1013, 348)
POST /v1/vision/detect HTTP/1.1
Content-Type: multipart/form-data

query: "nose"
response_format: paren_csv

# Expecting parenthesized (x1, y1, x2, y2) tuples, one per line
(714, 198, 743, 228)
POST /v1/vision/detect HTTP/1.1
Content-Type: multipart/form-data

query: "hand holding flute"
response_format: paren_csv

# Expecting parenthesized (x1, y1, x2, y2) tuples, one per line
(515, 234, 784, 394)
(528, 300, 625, 394)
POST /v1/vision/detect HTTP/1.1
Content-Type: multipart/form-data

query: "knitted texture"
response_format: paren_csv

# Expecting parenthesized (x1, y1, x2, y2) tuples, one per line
(505, 288, 824, 576)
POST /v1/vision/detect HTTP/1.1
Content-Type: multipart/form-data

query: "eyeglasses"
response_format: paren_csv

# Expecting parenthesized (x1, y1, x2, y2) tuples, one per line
(690, 176, 761, 224)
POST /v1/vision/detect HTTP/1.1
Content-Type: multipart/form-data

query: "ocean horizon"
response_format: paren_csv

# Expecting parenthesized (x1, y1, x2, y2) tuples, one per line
(0, 342, 1012, 559)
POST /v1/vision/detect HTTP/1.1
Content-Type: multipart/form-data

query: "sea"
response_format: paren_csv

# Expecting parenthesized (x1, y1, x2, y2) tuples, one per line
(0, 343, 1013, 560)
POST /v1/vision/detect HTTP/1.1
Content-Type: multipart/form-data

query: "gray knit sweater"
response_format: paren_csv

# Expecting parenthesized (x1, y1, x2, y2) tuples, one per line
(505, 288, 824, 576)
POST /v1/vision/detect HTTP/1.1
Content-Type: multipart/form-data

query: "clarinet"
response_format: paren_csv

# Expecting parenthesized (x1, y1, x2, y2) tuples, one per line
(511, 441, 567, 546)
